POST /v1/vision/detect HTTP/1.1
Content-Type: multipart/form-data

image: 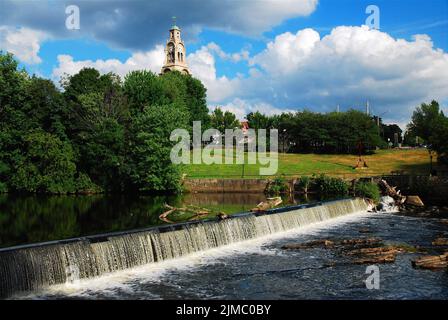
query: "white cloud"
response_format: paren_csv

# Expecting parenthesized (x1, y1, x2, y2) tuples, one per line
(0, 26, 48, 64)
(188, 45, 241, 103)
(206, 42, 250, 63)
(52, 45, 165, 80)
(0, 0, 319, 50)
(50, 25, 448, 124)
(51, 43, 240, 103)
(249, 28, 320, 75)
(245, 25, 448, 121)
(214, 98, 295, 120)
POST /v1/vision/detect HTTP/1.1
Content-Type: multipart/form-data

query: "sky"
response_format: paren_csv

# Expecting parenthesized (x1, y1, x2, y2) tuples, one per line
(0, 0, 447, 128)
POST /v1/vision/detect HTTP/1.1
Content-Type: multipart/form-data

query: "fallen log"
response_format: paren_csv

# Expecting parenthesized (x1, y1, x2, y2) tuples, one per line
(251, 197, 282, 212)
(159, 204, 212, 223)
(159, 207, 176, 224)
(379, 179, 406, 204)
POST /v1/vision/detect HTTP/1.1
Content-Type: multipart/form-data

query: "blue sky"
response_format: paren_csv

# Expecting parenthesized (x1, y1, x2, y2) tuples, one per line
(1, 0, 447, 126)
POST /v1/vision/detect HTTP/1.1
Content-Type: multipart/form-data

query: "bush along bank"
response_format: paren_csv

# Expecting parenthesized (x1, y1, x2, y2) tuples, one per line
(265, 174, 382, 204)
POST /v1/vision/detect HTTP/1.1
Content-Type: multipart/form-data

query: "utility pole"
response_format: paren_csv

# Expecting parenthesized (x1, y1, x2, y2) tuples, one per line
(366, 100, 370, 115)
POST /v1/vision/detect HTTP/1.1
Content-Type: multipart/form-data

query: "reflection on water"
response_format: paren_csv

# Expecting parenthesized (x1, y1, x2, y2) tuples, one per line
(0, 193, 318, 248)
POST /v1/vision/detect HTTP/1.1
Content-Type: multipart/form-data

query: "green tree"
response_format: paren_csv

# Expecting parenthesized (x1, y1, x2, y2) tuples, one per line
(9, 132, 77, 193)
(124, 70, 165, 110)
(408, 100, 448, 165)
(184, 76, 210, 128)
(126, 103, 189, 192)
(210, 107, 240, 133)
(0, 52, 30, 192)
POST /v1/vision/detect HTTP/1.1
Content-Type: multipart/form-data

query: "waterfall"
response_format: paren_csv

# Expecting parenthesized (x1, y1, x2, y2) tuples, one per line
(0, 198, 367, 298)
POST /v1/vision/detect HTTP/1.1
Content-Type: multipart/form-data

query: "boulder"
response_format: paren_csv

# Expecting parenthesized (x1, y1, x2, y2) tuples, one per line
(405, 196, 424, 207)
(346, 246, 402, 264)
(345, 246, 403, 256)
(281, 238, 382, 250)
(353, 254, 396, 264)
(217, 212, 229, 220)
(358, 228, 371, 234)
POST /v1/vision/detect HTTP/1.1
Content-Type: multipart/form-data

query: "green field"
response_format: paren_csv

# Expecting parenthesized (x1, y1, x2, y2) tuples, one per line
(183, 148, 435, 179)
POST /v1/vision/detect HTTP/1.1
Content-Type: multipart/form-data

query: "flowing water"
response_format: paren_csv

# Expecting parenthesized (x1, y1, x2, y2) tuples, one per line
(1, 198, 367, 298)
(2, 197, 448, 300)
(17, 211, 448, 300)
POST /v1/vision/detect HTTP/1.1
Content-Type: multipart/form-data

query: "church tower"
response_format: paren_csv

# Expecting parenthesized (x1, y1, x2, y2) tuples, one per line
(161, 17, 190, 75)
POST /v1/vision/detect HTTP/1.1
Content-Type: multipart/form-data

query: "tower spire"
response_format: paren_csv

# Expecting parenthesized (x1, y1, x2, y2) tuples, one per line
(160, 17, 190, 75)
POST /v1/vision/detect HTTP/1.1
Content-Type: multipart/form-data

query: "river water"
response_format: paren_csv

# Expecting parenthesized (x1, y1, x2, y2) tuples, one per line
(0, 193, 318, 249)
(14, 211, 448, 300)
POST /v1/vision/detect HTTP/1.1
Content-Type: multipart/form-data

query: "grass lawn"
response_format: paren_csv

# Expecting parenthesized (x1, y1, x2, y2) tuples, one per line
(182, 148, 435, 179)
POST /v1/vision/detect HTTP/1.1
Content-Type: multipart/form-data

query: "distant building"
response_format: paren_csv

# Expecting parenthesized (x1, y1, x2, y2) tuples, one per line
(241, 119, 249, 134)
(161, 17, 190, 75)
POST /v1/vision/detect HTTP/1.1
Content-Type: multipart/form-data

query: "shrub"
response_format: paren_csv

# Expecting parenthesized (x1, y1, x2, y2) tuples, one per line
(75, 173, 103, 194)
(297, 176, 311, 193)
(0, 181, 7, 193)
(266, 176, 289, 195)
(354, 181, 380, 203)
(313, 174, 349, 196)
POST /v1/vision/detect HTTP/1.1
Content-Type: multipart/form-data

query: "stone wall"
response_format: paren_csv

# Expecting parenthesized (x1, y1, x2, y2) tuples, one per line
(183, 179, 269, 193)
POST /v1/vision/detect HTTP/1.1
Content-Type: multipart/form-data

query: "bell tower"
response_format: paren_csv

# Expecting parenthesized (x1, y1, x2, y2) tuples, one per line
(161, 17, 190, 75)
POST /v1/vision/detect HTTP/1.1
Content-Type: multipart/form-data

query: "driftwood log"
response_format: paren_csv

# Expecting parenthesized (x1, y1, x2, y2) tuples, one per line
(251, 197, 282, 212)
(379, 179, 406, 204)
(159, 204, 211, 223)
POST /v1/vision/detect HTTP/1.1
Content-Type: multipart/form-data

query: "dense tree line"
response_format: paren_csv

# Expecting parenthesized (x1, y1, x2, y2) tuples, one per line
(0, 52, 209, 194)
(246, 110, 384, 154)
(2, 51, 444, 194)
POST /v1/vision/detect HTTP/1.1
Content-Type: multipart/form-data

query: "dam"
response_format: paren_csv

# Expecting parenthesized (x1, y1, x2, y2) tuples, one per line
(0, 198, 369, 298)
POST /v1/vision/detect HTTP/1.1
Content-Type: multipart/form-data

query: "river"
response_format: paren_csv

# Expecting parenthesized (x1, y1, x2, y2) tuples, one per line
(11, 211, 448, 300)
(0, 193, 317, 248)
